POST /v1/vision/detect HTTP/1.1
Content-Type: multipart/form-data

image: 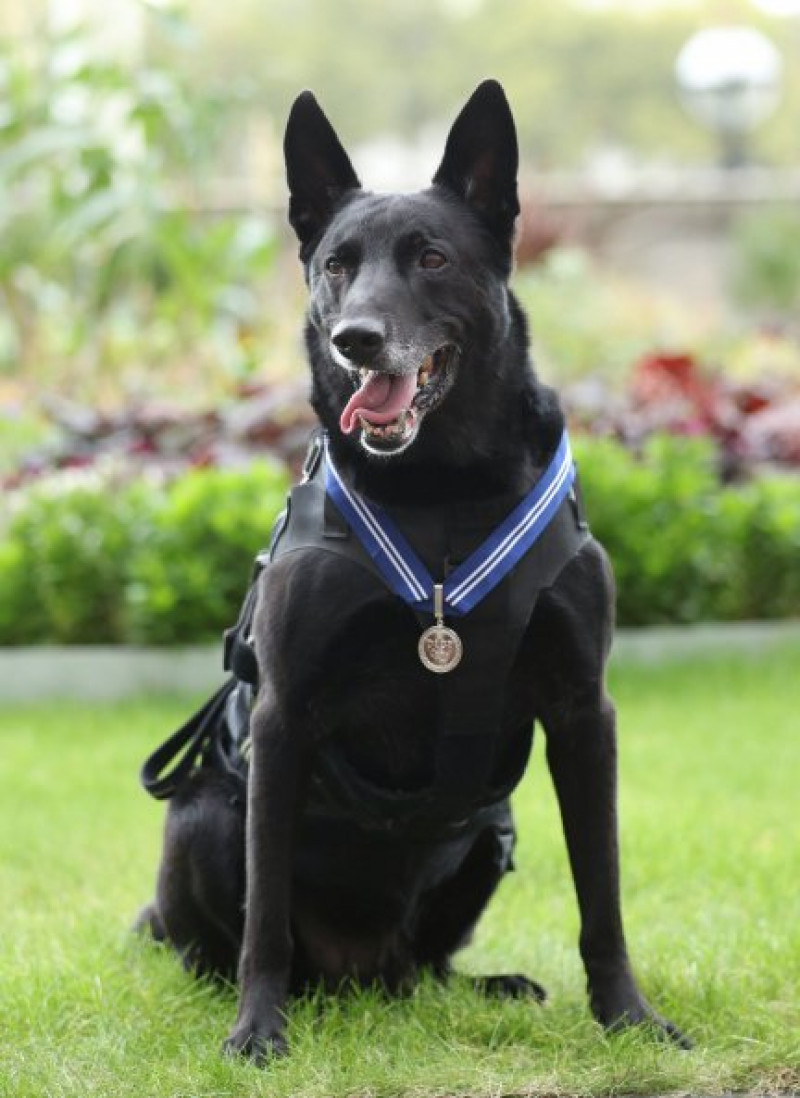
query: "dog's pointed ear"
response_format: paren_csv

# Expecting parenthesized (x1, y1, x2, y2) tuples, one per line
(284, 91, 361, 249)
(432, 80, 519, 244)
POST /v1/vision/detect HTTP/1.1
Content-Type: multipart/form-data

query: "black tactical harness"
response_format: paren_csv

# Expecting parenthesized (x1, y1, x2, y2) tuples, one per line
(141, 430, 591, 839)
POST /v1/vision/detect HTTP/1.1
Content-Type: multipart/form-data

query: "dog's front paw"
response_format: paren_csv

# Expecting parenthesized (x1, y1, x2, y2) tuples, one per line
(223, 1022, 289, 1067)
(590, 974, 691, 1049)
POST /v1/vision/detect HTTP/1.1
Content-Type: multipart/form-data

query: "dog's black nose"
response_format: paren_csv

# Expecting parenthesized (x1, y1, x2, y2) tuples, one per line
(331, 320, 385, 364)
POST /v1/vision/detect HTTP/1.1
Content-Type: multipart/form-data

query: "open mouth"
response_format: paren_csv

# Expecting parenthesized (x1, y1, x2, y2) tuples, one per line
(339, 345, 458, 454)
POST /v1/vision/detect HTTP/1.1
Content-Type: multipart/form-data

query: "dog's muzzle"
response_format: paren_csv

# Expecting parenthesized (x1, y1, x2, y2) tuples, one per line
(338, 345, 459, 455)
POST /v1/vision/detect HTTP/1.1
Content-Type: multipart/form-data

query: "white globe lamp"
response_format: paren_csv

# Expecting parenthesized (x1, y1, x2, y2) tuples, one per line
(675, 26, 783, 167)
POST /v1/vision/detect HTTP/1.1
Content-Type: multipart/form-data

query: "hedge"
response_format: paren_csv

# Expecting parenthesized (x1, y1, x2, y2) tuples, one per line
(1, 437, 798, 646)
(574, 435, 800, 625)
(0, 462, 289, 646)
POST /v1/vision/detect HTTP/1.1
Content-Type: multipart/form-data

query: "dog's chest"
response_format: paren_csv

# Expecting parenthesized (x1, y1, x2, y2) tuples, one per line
(323, 614, 445, 784)
(270, 558, 537, 794)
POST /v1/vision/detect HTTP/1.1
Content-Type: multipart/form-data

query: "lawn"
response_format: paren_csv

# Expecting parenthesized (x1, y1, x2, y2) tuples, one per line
(1, 643, 798, 1098)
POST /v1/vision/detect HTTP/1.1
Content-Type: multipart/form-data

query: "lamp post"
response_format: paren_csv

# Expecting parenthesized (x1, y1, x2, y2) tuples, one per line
(675, 26, 783, 169)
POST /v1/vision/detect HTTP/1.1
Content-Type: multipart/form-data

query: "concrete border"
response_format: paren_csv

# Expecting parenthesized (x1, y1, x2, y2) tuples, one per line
(610, 620, 800, 664)
(1, 621, 798, 702)
(0, 645, 221, 702)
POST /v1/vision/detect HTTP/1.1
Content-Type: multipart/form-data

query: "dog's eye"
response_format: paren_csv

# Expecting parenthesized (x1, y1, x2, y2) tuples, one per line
(419, 248, 447, 270)
(325, 256, 346, 276)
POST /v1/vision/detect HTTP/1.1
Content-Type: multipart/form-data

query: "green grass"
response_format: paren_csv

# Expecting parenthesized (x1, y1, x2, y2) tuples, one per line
(1, 644, 799, 1098)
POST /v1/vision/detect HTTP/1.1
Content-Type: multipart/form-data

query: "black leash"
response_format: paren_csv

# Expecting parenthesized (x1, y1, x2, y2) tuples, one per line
(139, 680, 243, 799)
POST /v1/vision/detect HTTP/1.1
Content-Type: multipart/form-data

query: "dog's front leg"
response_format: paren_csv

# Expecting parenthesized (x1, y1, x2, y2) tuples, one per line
(223, 689, 303, 1066)
(543, 689, 689, 1047)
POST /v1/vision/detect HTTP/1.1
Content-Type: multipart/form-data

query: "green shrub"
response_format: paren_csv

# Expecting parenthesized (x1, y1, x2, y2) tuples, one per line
(0, 460, 289, 646)
(124, 462, 289, 644)
(0, 535, 48, 646)
(575, 434, 800, 626)
(722, 476, 800, 621)
(0, 473, 140, 644)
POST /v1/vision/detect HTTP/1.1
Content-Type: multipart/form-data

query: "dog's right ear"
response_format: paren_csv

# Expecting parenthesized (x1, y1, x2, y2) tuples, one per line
(284, 92, 361, 250)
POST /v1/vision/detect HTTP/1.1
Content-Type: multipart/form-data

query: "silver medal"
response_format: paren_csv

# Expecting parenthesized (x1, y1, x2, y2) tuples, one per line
(418, 584, 463, 673)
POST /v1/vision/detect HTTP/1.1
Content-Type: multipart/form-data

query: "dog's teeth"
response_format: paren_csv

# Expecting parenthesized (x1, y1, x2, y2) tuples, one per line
(417, 355, 434, 388)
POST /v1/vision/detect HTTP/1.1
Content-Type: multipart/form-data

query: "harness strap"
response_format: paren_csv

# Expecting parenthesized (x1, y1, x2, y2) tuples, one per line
(140, 679, 239, 800)
(223, 583, 260, 687)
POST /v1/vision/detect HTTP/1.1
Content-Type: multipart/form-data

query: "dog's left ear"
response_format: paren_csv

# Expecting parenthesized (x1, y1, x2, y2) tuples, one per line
(284, 91, 361, 251)
(432, 80, 519, 245)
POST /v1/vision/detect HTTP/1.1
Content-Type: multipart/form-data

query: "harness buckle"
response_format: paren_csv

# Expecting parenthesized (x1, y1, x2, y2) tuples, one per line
(570, 475, 590, 531)
(301, 430, 325, 483)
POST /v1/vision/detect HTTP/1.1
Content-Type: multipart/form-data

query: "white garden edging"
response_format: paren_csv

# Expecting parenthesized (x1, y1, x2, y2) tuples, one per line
(611, 619, 800, 664)
(0, 645, 221, 702)
(1, 621, 798, 702)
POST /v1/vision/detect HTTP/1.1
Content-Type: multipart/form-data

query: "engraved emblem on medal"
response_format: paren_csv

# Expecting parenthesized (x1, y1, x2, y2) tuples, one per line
(418, 584, 463, 673)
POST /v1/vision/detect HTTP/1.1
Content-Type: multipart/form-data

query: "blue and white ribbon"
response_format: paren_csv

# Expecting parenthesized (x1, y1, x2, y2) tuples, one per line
(324, 430, 576, 617)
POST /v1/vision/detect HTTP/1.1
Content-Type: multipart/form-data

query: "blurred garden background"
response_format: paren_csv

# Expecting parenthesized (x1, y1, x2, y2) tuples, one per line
(1, 0, 800, 646)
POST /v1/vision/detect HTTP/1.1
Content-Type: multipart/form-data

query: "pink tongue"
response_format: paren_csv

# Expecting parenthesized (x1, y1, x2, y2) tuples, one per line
(340, 372, 418, 434)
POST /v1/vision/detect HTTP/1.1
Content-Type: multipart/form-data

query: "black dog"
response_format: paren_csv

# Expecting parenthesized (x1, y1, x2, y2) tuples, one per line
(138, 80, 687, 1064)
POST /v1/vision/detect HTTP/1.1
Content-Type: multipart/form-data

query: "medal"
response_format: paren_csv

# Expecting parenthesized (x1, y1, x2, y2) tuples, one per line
(418, 584, 462, 673)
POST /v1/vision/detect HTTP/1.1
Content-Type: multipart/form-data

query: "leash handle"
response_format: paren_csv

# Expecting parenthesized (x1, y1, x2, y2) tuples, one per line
(139, 680, 237, 800)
